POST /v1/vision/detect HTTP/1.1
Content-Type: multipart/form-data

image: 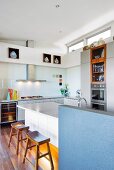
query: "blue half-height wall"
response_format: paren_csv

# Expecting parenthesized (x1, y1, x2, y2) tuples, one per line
(59, 105, 114, 170)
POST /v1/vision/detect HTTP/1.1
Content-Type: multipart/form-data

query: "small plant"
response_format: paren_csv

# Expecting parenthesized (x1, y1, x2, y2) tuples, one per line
(60, 84, 69, 96)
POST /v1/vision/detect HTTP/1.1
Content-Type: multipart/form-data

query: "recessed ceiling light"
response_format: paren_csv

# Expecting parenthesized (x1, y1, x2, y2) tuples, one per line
(59, 30, 63, 33)
(56, 4, 60, 8)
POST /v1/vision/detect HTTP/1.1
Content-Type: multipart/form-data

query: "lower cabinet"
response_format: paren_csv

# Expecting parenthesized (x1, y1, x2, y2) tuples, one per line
(64, 98, 78, 107)
(17, 101, 26, 121)
(18, 108, 25, 121)
(18, 100, 41, 121)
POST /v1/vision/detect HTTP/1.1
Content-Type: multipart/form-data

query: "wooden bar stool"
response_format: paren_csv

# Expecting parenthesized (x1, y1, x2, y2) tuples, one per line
(8, 122, 29, 155)
(23, 131, 54, 170)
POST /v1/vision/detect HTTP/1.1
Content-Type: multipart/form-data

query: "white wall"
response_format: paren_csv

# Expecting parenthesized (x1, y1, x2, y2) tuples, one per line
(0, 40, 26, 47)
(16, 66, 66, 97)
(64, 48, 81, 68)
(0, 42, 66, 68)
(0, 41, 82, 69)
(0, 42, 82, 98)
(66, 66, 81, 96)
(64, 48, 81, 96)
(0, 63, 66, 99)
(0, 61, 81, 99)
(35, 66, 66, 96)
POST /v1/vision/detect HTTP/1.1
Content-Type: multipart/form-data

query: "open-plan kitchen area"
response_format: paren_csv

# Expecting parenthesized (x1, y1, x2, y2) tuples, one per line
(1, 0, 114, 170)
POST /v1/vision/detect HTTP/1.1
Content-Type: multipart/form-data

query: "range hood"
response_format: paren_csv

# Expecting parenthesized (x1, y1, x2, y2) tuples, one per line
(16, 64, 46, 82)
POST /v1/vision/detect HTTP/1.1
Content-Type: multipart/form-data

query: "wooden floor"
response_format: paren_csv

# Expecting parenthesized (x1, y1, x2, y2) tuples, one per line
(0, 125, 58, 170)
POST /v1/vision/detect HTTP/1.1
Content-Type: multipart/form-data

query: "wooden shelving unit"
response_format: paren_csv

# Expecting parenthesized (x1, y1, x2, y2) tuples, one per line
(90, 44, 106, 84)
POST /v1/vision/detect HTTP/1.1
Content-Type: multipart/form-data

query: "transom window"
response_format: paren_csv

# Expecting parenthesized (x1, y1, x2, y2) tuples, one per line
(68, 41, 84, 53)
(87, 28, 111, 45)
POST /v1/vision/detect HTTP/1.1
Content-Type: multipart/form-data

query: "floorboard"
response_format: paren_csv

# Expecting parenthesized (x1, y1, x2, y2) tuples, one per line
(0, 125, 58, 170)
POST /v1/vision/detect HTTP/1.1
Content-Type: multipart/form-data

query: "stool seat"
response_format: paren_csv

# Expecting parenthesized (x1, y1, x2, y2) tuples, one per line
(8, 121, 29, 155)
(11, 122, 29, 130)
(27, 131, 50, 145)
(11, 122, 24, 127)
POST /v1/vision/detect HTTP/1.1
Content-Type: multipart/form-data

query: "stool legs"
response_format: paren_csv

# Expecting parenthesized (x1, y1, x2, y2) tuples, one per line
(47, 142, 54, 170)
(35, 145, 39, 170)
(20, 131, 22, 140)
(8, 127, 13, 147)
(16, 130, 20, 155)
(23, 138, 29, 163)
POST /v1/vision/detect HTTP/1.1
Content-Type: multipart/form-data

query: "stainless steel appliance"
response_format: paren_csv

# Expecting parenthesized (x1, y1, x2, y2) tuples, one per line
(16, 65, 46, 82)
(91, 102, 106, 111)
(91, 84, 107, 111)
(21, 96, 43, 99)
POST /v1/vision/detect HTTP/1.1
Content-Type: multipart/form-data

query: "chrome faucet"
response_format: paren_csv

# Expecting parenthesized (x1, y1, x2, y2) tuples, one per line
(76, 90, 87, 107)
(77, 97, 87, 107)
(76, 90, 81, 97)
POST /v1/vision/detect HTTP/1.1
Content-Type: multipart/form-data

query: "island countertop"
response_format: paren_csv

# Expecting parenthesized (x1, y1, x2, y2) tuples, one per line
(18, 101, 59, 146)
(17, 100, 114, 118)
(17, 102, 61, 118)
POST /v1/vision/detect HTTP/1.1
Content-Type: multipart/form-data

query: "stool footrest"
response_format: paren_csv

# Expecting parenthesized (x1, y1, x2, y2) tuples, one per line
(19, 138, 27, 142)
(25, 157, 35, 167)
(11, 133, 17, 136)
(39, 152, 49, 159)
(27, 144, 36, 149)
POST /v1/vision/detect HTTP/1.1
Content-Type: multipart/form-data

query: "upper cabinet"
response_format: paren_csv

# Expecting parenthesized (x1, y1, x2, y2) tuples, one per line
(107, 41, 114, 59)
(90, 44, 106, 84)
(81, 49, 90, 64)
(81, 49, 91, 106)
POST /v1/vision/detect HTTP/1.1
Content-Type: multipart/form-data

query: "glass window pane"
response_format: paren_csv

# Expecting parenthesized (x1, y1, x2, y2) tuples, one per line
(87, 29, 111, 45)
(69, 41, 84, 52)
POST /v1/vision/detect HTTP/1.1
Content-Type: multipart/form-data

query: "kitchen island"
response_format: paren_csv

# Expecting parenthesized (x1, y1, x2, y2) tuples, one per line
(17, 102, 59, 147)
(59, 105, 114, 170)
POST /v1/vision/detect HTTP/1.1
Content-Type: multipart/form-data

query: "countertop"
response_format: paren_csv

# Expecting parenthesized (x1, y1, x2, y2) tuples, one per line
(0, 96, 64, 103)
(0, 96, 79, 103)
(17, 102, 61, 118)
(60, 104, 114, 117)
(17, 99, 114, 118)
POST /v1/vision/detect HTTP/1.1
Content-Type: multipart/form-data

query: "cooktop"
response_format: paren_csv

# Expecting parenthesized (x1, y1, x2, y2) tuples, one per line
(21, 96, 43, 99)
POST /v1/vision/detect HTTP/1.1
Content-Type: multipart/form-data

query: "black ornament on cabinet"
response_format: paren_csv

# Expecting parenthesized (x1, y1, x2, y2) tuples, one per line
(43, 53, 51, 63)
(9, 48, 19, 59)
(53, 55, 61, 64)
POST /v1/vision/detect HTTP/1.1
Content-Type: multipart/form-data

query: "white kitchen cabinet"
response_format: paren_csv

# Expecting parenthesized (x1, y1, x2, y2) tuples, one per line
(106, 57, 114, 111)
(64, 98, 78, 107)
(81, 63, 91, 107)
(25, 106, 58, 146)
(17, 101, 26, 121)
(18, 107, 25, 121)
(106, 41, 114, 111)
(107, 41, 114, 59)
(18, 99, 42, 120)
(53, 98, 64, 104)
(81, 50, 91, 107)
(81, 49, 90, 64)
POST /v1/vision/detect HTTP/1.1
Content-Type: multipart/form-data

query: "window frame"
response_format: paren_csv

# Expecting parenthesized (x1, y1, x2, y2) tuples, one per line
(68, 40, 84, 53)
(87, 28, 111, 45)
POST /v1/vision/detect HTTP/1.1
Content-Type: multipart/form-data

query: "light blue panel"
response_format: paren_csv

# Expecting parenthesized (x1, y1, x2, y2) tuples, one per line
(59, 106, 114, 170)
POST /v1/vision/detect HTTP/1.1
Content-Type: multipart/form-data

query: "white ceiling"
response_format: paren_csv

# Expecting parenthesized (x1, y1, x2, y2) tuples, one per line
(0, 0, 114, 47)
